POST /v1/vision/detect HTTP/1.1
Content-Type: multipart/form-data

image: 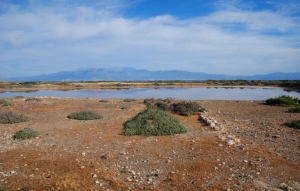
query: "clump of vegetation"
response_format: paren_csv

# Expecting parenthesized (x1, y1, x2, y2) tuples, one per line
(14, 128, 39, 140)
(284, 120, 300, 129)
(67, 111, 103, 120)
(14, 96, 24, 99)
(99, 99, 109, 103)
(170, 101, 202, 116)
(124, 99, 136, 102)
(25, 97, 41, 102)
(124, 106, 187, 136)
(155, 101, 169, 111)
(265, 95, 300, 106)
(0, 111, 28, 124)
(0, 99, 10, 106)
(288, 106, 300, 113)
(144, 98, 204, 116)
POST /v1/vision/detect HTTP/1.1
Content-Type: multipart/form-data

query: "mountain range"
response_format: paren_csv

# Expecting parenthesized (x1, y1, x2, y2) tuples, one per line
(6, 67, 300, 81)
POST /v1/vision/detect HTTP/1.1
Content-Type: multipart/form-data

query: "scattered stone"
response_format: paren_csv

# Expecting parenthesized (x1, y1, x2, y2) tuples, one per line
(226, 140, 235, 146)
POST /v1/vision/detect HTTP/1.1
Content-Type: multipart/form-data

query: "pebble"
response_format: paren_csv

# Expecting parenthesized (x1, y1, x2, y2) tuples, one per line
(226, 140, 235, 146)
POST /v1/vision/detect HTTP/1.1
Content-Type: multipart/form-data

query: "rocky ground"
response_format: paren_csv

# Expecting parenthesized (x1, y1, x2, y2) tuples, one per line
(0, 97, 299, 191)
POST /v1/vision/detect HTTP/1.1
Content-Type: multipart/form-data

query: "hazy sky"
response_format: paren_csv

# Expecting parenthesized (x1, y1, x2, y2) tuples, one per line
(0, 0, 299, 78)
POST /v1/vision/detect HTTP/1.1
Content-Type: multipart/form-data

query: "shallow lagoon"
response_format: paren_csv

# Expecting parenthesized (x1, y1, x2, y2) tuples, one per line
(1, 87, 299, 100)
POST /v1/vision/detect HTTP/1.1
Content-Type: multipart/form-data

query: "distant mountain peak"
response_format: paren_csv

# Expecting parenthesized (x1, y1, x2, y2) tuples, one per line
(7, 67, 300, 82)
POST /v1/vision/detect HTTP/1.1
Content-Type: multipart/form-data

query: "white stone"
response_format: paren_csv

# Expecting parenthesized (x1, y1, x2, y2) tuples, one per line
(226, 140, 235, 146)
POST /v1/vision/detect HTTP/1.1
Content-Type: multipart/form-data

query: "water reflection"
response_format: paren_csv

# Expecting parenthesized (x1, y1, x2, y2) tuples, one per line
(0, 87, 299, 100)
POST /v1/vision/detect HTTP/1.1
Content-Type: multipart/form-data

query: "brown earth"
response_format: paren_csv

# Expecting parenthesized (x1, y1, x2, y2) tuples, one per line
(0, 97, 299, 191)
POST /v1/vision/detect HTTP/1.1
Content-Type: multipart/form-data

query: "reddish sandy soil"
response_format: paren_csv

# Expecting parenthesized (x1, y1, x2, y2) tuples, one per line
(0, 96, 299, 191)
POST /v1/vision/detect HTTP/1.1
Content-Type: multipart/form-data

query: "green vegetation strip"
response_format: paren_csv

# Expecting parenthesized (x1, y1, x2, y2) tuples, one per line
(124, 99, 136, 102)
(0, 100, 10, 106)
(124, 106, 187, 136)
(0, 111, 28, 124)
(67, 111, 103, 120)
(14, 128, 39, 140)
(288, 106, 300, 113)
(284, 120, 300, 129)
(265, 95, 300, 106)
(99, 99, 109, 103)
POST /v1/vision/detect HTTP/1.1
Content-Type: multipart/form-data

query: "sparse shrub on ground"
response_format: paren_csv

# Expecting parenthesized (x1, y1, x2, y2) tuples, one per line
(170, 101, 202, 116)
(155, 101, 169, 111)
(25, 97, 41, 102)
(0, 111, 28, 124)
(124, 99, 136, 102)
(288, 106, 300, 113)
(121, 106, 129, 109)
(14, 128, 39, 140)
(144, 98, 155, 106)
(124, 106, 187, 136)
(67, 111, 103, 120)
(265, 95, 300, 106)
(284, 120, 300, 129)
(0, 99, 10, 106)
(14, 96, 24, 99)
(99, 99, 109, 103)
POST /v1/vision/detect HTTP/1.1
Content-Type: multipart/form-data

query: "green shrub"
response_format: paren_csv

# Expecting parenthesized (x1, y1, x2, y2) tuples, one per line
(14, 96, 24, 99)
(288, 106, 300, 113)
(14, 128, 39, 140)
(121, 106, 129, 109)
(124, 99, 136, 102)
(25, 97, 41, 102)
(0, 111, 28, 124)
(124, 106, 187, 136)
(170, 101, 202, 116)
(155, 101, 169, 111)
(67, 111, 103, 120)
(284, 120, 300, 129)
(0, 99, 10, 106)
(99, 99, 109, 103)
(265, 95, 300, 106)
(144, 98, 155, 106)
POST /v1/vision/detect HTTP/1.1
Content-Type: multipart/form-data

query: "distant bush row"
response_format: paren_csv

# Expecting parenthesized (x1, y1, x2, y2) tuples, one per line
(144, 98, 205, 116)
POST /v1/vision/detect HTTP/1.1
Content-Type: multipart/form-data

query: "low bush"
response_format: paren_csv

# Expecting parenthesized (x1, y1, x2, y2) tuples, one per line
(0, 111, 28, 124)
(99, 99, 109, 103)
(124, 106, 187, 136)
(170, 101, 202, 116)
(155, 101, 169, 111)
(121, 106, 129, 109)
(14, 128, 39, 140)
(14, 96, 24, 99)
(288, 106, 300, 113)
(124, 99, 136, 102)
(265, 95, 300, 106)
(0, 100, 10, 106)
(25, 97, 41, 102)
(67, 111, 103, 120)
(284, 120, 300, 129)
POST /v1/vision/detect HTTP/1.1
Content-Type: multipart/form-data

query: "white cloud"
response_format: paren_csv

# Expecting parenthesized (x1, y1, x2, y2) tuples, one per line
(0, 1, 299, 78)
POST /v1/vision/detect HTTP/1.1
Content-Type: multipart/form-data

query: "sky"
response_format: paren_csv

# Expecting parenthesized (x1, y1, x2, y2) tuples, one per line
(0, 0, 300, 78)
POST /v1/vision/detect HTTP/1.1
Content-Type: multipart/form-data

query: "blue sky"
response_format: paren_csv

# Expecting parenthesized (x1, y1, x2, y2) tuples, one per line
(0, 0, 299, 78)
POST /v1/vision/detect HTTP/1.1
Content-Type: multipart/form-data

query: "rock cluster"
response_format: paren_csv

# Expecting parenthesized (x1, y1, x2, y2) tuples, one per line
(200, 111, 224, 131)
